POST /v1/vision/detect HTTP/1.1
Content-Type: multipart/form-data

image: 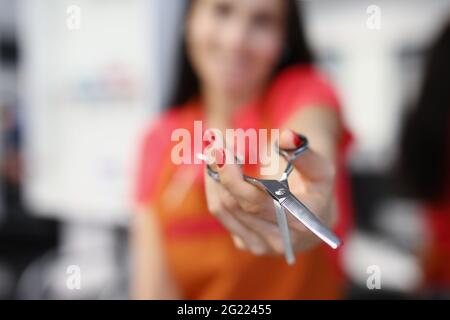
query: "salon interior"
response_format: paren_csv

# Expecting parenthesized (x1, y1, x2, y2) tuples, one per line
(0, 0, 449, 300)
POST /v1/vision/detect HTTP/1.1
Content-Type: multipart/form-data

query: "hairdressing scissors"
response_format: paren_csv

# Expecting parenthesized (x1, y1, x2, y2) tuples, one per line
(206, 134, 342, 265)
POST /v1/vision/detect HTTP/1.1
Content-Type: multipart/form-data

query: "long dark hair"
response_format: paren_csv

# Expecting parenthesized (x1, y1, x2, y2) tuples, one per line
(398, 21, 450, 203)
(168, 0, 314, 108)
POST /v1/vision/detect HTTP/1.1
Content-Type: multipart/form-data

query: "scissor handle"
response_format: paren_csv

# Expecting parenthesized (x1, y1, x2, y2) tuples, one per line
(276, 133, 309, 162)
(276, 134, 308, 178)
(206, 164, 221, 182)
(206, 133, 309, 183)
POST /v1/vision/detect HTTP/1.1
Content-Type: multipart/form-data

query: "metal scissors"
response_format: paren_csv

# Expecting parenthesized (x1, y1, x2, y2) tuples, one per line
(206, 133, 342, 265)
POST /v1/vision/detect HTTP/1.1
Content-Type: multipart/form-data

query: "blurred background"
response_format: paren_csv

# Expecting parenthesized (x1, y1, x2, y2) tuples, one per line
(0, 0, 449, 299)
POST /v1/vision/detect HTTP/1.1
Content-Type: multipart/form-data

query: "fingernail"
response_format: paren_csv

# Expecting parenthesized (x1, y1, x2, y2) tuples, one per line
(291, 130, 303, 148)
(203, 130, 216, 149)
(214, 148, 225, 168)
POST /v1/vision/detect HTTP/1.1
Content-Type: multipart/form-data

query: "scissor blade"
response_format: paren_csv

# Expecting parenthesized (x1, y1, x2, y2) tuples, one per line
(280, 192, 342, 249)
(247, 179, 342, 249)
(273, 200, 296, 265)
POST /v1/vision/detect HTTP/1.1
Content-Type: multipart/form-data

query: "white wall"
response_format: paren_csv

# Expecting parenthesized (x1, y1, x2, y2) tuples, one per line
(304, 0, 450, 170)
(18, 0, 157, 224)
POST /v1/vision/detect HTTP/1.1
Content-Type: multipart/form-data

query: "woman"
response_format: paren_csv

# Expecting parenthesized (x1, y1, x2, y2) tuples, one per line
(132, 0, 353, 299)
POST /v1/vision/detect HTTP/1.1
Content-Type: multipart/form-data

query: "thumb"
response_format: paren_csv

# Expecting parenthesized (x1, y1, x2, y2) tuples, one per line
(279, 129, 335, 182)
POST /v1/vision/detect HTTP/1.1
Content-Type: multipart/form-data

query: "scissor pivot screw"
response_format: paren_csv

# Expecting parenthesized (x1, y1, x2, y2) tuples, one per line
(275, 189, 286, 196)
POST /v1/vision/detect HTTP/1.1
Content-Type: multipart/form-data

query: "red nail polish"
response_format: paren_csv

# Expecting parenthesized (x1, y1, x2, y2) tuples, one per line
(214, 148, 225, 168)
(292, 131, 302, 148)
(203, 130, 216, 149)
(203, 139, 212, 149)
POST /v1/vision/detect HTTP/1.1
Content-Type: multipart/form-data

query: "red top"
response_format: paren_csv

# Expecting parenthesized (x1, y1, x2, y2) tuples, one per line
(134, 65, 354, 299)
(423, 201, 450, 290)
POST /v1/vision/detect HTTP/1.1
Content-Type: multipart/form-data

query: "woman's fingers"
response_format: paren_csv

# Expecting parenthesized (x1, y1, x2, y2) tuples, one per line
(204, 175, 269, 255)
(219, 185, 282, 253)
(207, 198, 266, 254)
(279, 129, 335, 182)
(236, 212, 284, 254)
(212, 148, 271, 211)
(205, 147, 283, 253)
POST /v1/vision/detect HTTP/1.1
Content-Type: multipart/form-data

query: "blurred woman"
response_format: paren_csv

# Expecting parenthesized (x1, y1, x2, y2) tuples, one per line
(399, 21, 450, 298)
(131, 0, 352, 299)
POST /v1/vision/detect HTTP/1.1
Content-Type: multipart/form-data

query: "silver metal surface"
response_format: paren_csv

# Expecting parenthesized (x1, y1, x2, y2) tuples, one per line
(273, 200, 295, 265)
(280, 193, 341, 249)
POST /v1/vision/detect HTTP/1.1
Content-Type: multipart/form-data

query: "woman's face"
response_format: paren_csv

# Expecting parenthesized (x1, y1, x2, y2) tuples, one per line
(186, 0, 286, 99)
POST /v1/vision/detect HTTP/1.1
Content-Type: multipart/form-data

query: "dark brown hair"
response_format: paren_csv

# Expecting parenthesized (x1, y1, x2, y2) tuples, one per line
(168, 0, 314, 108)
